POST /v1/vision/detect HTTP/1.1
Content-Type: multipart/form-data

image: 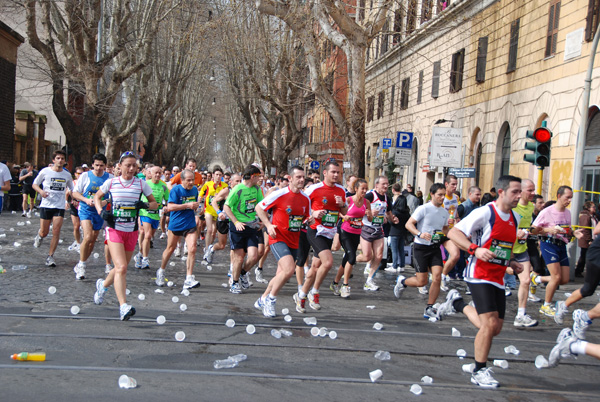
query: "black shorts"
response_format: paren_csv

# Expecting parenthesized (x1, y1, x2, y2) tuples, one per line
(22, 185, 36, 199)
(229, 222, 259, 252)
(39, 207, 65, 220)
(199, 214, 205, 221)
(467, 282, 506, 319)
(412, 243, 443, 273)
(70, 204, 79, 217)
(306, 227, 333, 258)
(257, 228, 265, 245)
(171, 227, 196, 237)
(217, 220, 229, 235)
(296, 230, 311, 266)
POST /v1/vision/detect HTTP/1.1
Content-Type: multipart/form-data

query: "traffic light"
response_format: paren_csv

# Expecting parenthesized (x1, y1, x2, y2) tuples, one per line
(523, 126, 552, 166)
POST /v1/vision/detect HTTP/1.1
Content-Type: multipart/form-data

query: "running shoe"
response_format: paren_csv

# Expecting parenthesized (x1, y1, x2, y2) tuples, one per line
(33, 234, 43, 248)
(540, 304, 556, 317)
(418, 286, 429, 295)
(308, 292, 321, 310)
(183, 243, 188, 256)
(246, 271, 254, 287)
(253, 296, 264, 311)
(554, 301, 568, 325)
(255, 267, 268, 284)
(174, 246, 181, 257)
(21, 212, 26, 217)
(549, 328, 578, 367)
(74, 261, 86, 280)
(263, 296, 276, 318)
(141, 257, 150, 270)
(159, 232, 167, 239)
(440, 276, 449, 292)
(293, 292, 306, 313)
(330, 281, 341, 296)
(528, 291, 541, 302)
(155, 268, 165, 286)
(471, 367, 499, 388)
(45, 255, 56, 267)
(105, 264, 113, 274)
(183, 275, 200, 289)
(230, 282, 242, 294)
(530, 272, 539, 295)
(438, 289, 462, 317)
(384, 266, 398, 273)
(393, 275, 406, 299)
(505, 289, 512, 297)
(424, 305, 440, 321)
(94, 278, 107, 305)
(572, 309, 592, 339)
(513, 314, 538, 327)
(340, 284, 351, 298)
(363, 263, 371, 275)
(204, 245, 214, 264)
(68, 241, 79, 251)
(364, 278, 379, 291)
(26, 210, 32, 219)
(239, 272, 250, 289)
(119, 303, 136, 321)
(134, 252, 143, 268)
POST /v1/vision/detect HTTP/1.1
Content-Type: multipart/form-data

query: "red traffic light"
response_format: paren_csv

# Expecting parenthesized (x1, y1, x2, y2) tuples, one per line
(534, 127, 552, 143)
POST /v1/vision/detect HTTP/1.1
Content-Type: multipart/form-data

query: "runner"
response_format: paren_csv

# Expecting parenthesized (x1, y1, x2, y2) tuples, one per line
(293, 161, 346, 312)
(134, 166, 169, 270)
(71, 154, 112, 280)
(224, 164, 263, 294)
(199, 167, 227, 264)
(439, 175, 524, 388)
(169, 159, 203, 256)
(254, 166, 311, 317)
(530, 185, 574, 317)
(66, 167, 83, 252)
(294, 177, 314, 292)
(211, 173, 242, 267)
(32, 150, 74, 267)
(92, 151, 157, 320)
(331, 179, 372, 298)
(547, 324, 600, 367)
(440, 174, 462, 291)
(394, 183, 449, 320)
(155, 169, 201, 290)
(19, 162, 37, 218)
(510, 179, 538, 328)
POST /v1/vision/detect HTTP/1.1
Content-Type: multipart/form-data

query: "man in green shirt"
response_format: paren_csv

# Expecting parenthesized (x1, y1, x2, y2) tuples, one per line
(135, 166, 169, 269)
(224, 164, 264, 294)
(512, 179, 538, 328)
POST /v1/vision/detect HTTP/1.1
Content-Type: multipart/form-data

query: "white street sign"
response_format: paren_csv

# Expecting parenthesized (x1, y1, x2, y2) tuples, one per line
(430, 127, 462, 168)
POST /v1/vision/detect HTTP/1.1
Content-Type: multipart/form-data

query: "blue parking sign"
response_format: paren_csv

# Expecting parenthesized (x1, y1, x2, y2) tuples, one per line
(396, 131, 414, 149)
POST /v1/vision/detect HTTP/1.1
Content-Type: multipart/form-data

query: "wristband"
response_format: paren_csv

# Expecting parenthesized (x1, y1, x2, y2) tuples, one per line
(217, 209, 222, 214)
(416, 232, 421, 238)
(468, 243, 478, 255)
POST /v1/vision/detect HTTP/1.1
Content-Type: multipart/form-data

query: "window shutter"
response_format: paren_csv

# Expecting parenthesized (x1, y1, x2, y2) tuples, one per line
(507, 18, 520, 73)
(476, 36, 488, 83)
(432, 61, 441, 98)
(545, 1, 561, 57)
(401, 78, 410, 110)
(585, 0, 597, 42)
(417, 70, 423, 104)
(390, 85, 395, 114)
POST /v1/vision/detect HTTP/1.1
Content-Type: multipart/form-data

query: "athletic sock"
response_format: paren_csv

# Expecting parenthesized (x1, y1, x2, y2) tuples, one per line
(544, 302, 552, 307)
(311, 287, 318, 295)
(474, 361, 486, 373)
(517, 307, 526, 317)
(268, 293, 276, 300)
(452, 298, 467, 314)
(581, 311, 591, 322)
(571, 340, 588, 355)
(299, 290, 307, 299)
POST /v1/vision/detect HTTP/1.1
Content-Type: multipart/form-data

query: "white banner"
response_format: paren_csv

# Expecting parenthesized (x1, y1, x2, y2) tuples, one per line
(430, 127, 462, 168)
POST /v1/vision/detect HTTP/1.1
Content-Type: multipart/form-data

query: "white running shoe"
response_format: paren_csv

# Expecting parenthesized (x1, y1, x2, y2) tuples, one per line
(440, 275, 449, 292)
(471, 367, 499, 388)
(141, 257, 150, 270)
(255, 267, 268, 284)
(68, 241, 79, 251)
(119, 303, 136, 321)
(239, 272, 250, 289)
(34, 234, 43, 248)
(549, 328, 578, 367)
(263, 296, 276, 318)
(308, 292, 321, 310)
(572, 309, 592, 339)
(418, 286, 429, 295)
(340, 284, 351, 298)
(26, 210, 32, 219)
(159, 232, 167, 239)
(364, 278, 379, 291)
(554, 301, 568, 325)
(527, 291, 541, 302)
(94, 279, 107, 305)
(438, 289, 462, 317)
(204, 245, 214, 264)
(384, 266, 398, 273)
(393, 275, 406, 299)
(514, 314, 538, 327)
(45, 255, 56, 267)
(105, 264, 113, 274)
(134, 252, 143, 268)
(174, 246, 181, 257)
(74, 262, 86, 280)
(363, 263, 371, 276)
(183, 275, 200, 289)
(155, 268, 165, 286)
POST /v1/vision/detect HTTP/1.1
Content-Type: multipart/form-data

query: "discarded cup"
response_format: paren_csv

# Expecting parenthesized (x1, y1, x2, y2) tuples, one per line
(374, 350, 391, 361)
(456, 349, 467, 358)
(421, 375, 433, 384)
(319, 328, 328, 337)
(310, 327, 320, 337)
(9, 227, 14, 231)
(26, 221, 31, 225)
(246, 324, 256, 335)
(452, 327, 461, 337)
(179, 304, 187, 311)
(169, 262, 176, 266)
(155, 289, 164, 294)
(175, 331, 186, 341)
(214, 358, 238, 369)
(181, 256, 187, 261)
(156, 315, 166, 325)
(17, 222, 25, 226)
(13, 242, 21, 247)
(58, 239, 63, 244)
(535, 355, 549, 369)
(181, 289, 190, 296)
(373, 322, 383, 330)
(328, 331, 338, 339)
(303, 317, 317, 326)
(225, 319, 235, 328)
(167, 281, 174, 287)
(118, 374, 137, 389)
(126, 289, 131, 295)
(369, 369, 383, 383)
(172, 296, 179, 303)
(0, 233, 5, 238)
(47, 286, 56, 294)
(93, 253, 99, 259)
(462, 363, 475, 373)
(284, 315, 292, 322)
(11, 265, 27, 270)
(70, 306, 80, 315)
(493, 359, 509, 369)
(221, 283, 228, 288)
(138, 294, 145, 301)
(271, 329, 282, 339)
(504, 345, 520, 355)
(206, 265, 213, 271)
(410, 384, 423, 395)
(281, 308, 289, 315)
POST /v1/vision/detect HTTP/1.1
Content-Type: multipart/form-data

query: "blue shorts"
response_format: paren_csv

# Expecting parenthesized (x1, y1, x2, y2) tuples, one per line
(540, 242, 569, 266)
(140, 216, 159, 230)
(79, 207, 104, 231)
(229, 222, 259, 252)
(270, 241, 298, 262)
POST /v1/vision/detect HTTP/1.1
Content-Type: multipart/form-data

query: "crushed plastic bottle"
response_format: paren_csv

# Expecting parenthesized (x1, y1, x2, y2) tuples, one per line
(374, 350, 391, 361)
(369, 369, 383, 382)
(493, 359, 509, 369)
(138, 294, 145, 301)
(70, 306, 80, 315)
(155, 289, 164, 294)
(421, 375, 433, 384)
(373, 322, 383, 330)
(246, 324, 256, 334)
(214, 358, 238, 369)
(48, 286, 56, 294)
(11, 265, 27, 270)
(271, 329, 282, 339)
(452, 327, 461, 337)
(175, 331, 186, 341)
(303, 317, 317, 326)
(279, 329, 292, 337)
(118, 374, 137, 389)
(156, 315, 166, 325)
(504, 345, 520, 355)
(179, 304, 187, 311)
(535, 355, 549, 369)
(410, 384, 423, 395)
(462, 363, 475, 373)
(225, 319, 235, 328)
(284, 315, 292, 322)
(456, 349, 467, 358)
(228, 354, 247, 363)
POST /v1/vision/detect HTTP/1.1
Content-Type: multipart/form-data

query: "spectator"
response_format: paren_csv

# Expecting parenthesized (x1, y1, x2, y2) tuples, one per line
(576, 201, 597, 278)
(480, 192, 494, 206)
(415, 190, 424, 205)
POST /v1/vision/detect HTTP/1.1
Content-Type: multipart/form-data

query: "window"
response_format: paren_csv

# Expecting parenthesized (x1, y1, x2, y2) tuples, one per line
(432, 60, 441, 98)
(450, 48, 465, 92)
(507, 18, 520, 73)
(367, 96, 374, 122)
(390, 85, 395, 115)
(377, 91, 385, 119)
(407, 0, 417, 35)
(417, 70, 423, 104)
(476, 37, 488, 83)
(401, 78, 410, 110)
(359, 0, 366, 22)
(393, 8, 403, 45)
(586, 0, 600, 41)
(421, 0, 433, 24)
(380, 20, 389, 55)
(545, 1, 560, 57)
(500, 129, 511, 176)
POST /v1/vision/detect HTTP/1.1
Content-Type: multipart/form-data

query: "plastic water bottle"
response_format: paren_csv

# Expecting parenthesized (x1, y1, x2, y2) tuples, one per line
(11, 352, 46, 361)
(228, 354, 247, 363)
(214, 358, 238, 369)
(11, 265, 27, 270)
(374, 350, 391, 361)
(271, 329, 282, 339)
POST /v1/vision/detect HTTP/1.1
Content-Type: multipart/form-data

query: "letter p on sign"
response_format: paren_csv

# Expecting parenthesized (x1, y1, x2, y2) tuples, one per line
(396, 132, 414, 149)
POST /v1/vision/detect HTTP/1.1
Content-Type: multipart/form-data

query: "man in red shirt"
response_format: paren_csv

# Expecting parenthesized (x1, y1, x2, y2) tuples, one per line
(294, 161, 347, 313)
(254, 166, 311, 317)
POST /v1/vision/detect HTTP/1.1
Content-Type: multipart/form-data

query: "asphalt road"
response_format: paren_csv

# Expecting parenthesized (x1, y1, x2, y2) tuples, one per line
(0, 210, 598, 401)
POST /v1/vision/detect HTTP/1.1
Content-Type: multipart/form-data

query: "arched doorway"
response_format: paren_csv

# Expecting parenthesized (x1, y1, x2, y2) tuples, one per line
(494, 122, 511, 182)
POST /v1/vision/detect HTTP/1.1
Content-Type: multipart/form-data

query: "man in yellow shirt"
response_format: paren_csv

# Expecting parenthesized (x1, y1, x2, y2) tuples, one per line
(199, 167, 227, 263)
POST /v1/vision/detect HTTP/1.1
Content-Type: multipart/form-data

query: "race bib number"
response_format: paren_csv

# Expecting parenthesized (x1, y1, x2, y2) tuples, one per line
(372, 215, 384, 227)
(489, 239, 513, 266)
(113, 203, 137, 223)
(245, 198, 256, 214)
(49, 178, 66, 191)
(431, 231, 445, 244)
(322, 210, 339, 228)
(288, 215, 303, 232)
(349, 217, 363, 230)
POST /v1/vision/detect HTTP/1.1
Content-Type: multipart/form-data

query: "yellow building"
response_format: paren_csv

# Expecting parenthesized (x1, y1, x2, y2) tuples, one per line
(366, 0, 600, 202)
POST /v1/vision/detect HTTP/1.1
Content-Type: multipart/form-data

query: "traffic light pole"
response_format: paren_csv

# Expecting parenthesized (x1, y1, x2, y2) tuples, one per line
(537, 166, 544, 195)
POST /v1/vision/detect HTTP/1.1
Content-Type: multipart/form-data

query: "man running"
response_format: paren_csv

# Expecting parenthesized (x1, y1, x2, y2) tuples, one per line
(32, 150, 74, 267)
(293, 161, 346, 312)
(199, 167, 227, 264)
(254, 166, 310, 317)
(440, 175, 523, 388)
(19, 162, 38, 218)
(71, 153, 112, 280)
(211, 173, 242, 267)
(441, 175, 462, 291)
(155, 169, 201, 290)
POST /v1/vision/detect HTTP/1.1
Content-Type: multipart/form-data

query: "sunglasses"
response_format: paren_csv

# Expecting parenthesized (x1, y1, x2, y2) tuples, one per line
(119, 151, 135, 163)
